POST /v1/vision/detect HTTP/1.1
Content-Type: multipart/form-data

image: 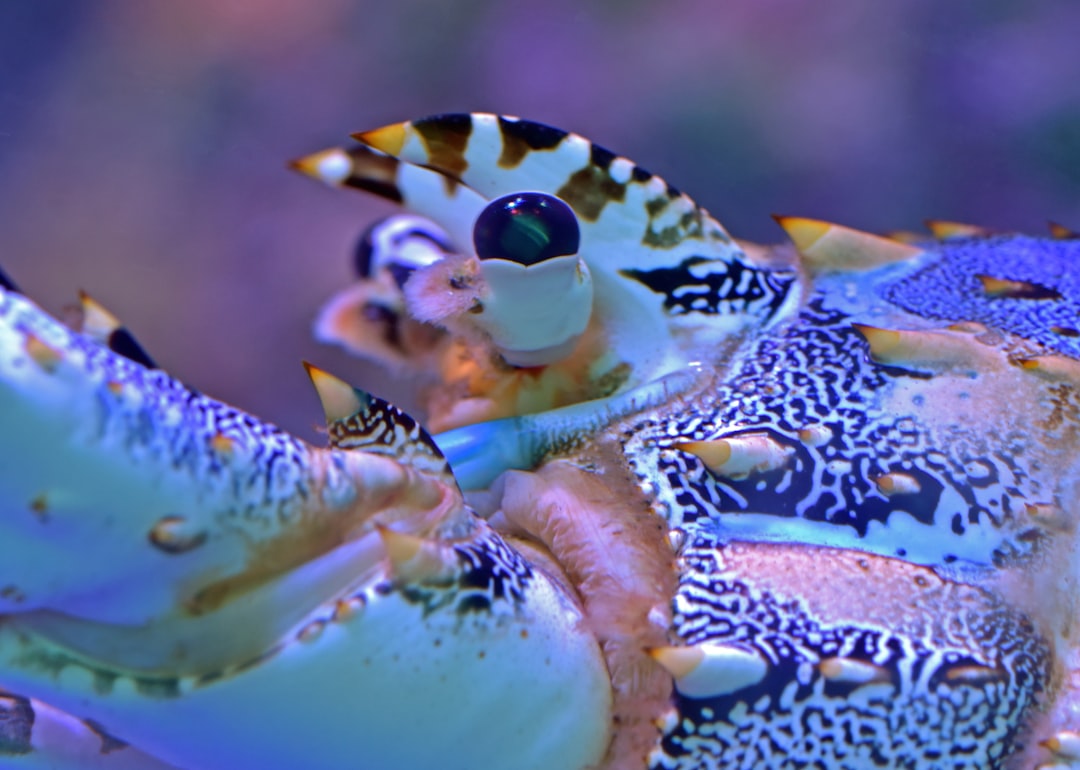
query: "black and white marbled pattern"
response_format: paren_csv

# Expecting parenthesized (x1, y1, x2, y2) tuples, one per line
(650, 534, 1049, 770)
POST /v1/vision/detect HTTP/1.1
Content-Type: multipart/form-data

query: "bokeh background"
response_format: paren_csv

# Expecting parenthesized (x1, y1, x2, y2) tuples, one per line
(2, 1, 1078, 438)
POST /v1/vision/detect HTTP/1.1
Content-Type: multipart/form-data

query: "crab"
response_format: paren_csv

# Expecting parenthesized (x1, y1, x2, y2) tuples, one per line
(0, 113, 1078, 770)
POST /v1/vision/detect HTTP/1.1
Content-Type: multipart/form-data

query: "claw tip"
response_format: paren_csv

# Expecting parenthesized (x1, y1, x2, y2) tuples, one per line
(772, 215, 830, 252)
(353, 123, 408, 157)
(24, 332, 64, 372)
(648, 645, 704, 679)
(290, 148, 353, 186)
(376, 524, 459, 584)
(925, 220, 989, 239)
(1048, 221, 1076, 239)
(303, 362, 365, 424)
(78, 291, 121, 339)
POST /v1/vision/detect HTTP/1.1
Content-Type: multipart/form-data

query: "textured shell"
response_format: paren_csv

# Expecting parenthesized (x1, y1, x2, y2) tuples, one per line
(0, 114, 1078, 770)
(299, 114, 1080, 769)
(634, 234, 1080, 767)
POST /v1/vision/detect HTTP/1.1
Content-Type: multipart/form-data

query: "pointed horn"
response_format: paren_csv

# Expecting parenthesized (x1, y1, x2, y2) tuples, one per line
(818, 657, 890, 685)
(355, 121, 409, 158)
(290, 147, 350, 184)
(355, 114, 472, 183)
(304, 360, 367, 425)
(23, 331, 64, 372)
(291, 146, 405, 203)
(1048, 221, 1077, 239)
(1042, 731, 1080, 760)
(852, 323, 1006, 374)
(376, 524, 460, 585)
(77, 291, 157, 369)
(976, 274, 1062, 301)
(303, 362, 453, 480)
(1016, 354, 1080, 384)
(649, 642, 769, 698)
(78, 290, 123, 339)
(676, 434, 794, 479)
(774, 216, 923, 274)
(924, 220, 992, 239)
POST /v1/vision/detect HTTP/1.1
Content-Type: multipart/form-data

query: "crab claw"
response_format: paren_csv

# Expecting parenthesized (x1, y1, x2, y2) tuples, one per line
(295, 114, 801, 429)
(0, 285, 611, 770)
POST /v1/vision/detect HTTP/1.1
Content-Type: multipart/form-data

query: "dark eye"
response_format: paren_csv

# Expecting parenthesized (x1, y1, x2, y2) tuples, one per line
(473, 193, 580, 266)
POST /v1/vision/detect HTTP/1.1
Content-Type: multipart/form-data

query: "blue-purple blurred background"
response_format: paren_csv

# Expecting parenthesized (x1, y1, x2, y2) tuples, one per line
(2, 1, 1078, 437)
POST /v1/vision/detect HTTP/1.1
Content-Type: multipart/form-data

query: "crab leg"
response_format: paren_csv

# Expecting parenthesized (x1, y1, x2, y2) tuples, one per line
(0, 285, 612, 770)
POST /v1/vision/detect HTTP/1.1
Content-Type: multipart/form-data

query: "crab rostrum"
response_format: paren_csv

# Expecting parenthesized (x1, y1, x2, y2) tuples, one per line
(1, 114, 1077, 770)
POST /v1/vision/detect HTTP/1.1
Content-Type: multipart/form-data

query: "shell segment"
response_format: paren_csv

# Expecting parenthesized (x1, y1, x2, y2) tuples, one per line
(649, 536, 1053, 769)
(0, 284, 613, 770)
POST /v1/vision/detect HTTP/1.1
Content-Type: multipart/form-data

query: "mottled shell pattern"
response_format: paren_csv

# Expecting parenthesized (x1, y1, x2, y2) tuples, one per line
(0, 113, 1077, 770)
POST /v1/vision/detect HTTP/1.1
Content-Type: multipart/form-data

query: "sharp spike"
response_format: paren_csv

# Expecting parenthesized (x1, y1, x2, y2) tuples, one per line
(289, 148, 357, 187)
(354, 115, 473, 185)
(296, 619, 327, 643)
(303, 362, 453, 477)
(148, 515, 208, 555)
(677, 433, 793, 479)
(1025, 502, 1073, 533)
(209, 433, 236, 457)
(874, 471, 922, 496)
(818, 657, 890, 685)
(1042, 731, 1080, 760)
(666, 528, 688, 554)
(976, 274, 1062, 301)
(652, 707, 679, 735)
(1048, 221, 1077, 239)
(23, 332, 64, 372)
(294, 145, 408, 205)
(925, 220, 992, 239)
(304, 362, 366, 425)
(376, 524, 459, 585)
(331, 595, 366, 623)
(78, 290, 122, 340)
(77, 291, 158, 369)
(945, 320, 988, 334)
(942, 663, 1002, 684)
(851, 323, 900, 360)
(797, 424, 833, 447)
(649, 643, 768, 698)
(852, 323, 1003, 373)
(648, 645, 703, 679)
(353, 122, 408, 158)
(1016, 354, 1080, 384)
(773, 216, 922, 273)
(884, 229, 925, 245)
(773, 215, 830, 252)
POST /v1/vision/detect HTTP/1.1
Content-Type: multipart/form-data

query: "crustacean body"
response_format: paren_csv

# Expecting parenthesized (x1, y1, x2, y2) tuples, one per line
(0, 114, 1077, 769)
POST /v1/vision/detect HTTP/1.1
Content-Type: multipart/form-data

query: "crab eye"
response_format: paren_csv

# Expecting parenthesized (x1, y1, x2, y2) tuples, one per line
(473, 193, 580, 266)
(354, 215, 453, 288)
